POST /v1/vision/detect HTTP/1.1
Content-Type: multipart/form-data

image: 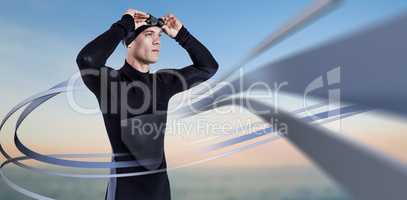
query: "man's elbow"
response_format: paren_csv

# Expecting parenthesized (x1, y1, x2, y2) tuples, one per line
(76, 52, 98, 69)
(207, 60, 219, 78)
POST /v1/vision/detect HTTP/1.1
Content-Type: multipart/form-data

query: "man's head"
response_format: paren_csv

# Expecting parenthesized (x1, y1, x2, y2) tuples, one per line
(124, 14, 164, 65)
(126, 26, 162, 64)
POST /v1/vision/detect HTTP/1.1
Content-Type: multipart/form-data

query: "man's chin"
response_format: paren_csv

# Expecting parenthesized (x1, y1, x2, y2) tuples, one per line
(147, 58, 159, 64)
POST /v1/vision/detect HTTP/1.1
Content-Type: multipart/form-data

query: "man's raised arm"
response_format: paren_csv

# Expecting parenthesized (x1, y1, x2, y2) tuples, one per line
(75, 11, 135, 96)
(158, 14, 219, 95)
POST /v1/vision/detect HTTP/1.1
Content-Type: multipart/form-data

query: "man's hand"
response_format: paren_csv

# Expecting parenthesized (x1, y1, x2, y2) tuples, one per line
(123, 9, 149, 29)
(161, 14, 183, 38)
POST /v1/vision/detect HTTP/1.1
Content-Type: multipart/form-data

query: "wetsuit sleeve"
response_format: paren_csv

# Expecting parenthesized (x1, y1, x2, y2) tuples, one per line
(158, 26, 219, 95)
(75, 14, 134, 97)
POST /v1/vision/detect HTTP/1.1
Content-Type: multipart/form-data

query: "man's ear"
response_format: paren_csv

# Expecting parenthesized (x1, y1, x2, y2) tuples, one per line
(127, 41, 133, 48)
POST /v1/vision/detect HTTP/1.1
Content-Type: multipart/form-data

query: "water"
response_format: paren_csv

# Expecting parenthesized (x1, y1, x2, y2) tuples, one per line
(0, 166, 351, 200)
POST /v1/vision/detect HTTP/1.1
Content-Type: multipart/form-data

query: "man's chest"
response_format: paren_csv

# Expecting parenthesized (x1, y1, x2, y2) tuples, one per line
(106, 78, 172, 118)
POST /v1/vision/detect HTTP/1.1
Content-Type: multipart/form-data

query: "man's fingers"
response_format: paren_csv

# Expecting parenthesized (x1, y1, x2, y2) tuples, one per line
(162, 16, 175, 26)
(134, 18, 147, 23)
(170, 18, 177, 27)
(161, 24, 169, 31)
(162, 14, 175, 21)
(161, 25, 173, 36)
(134, 10, 149, 17)
(161, 16, 169, 23)
(134, 13, 149, 19)
(124, 9, 149, 19)
(160, 14, 181, 31)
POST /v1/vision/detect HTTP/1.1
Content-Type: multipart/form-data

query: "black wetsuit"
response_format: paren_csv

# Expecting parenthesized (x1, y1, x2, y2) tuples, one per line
(76, 14, 218, 200)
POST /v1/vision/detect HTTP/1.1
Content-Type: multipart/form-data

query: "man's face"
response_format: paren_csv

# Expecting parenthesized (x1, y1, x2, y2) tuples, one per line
(128, 26, 161, 64)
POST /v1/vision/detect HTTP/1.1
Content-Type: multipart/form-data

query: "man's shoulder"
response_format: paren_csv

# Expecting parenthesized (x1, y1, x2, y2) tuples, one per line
(154, 68, 183, 83)
(155, 68, 177, 74)
(155, 68, 186, 77)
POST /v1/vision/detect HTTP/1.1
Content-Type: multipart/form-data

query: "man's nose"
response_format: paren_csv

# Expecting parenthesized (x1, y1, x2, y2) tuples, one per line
(153, 36, 160, 45)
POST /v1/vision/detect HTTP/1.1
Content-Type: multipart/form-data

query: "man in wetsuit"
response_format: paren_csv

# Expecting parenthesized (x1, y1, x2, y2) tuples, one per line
(75, 8, 218, 200)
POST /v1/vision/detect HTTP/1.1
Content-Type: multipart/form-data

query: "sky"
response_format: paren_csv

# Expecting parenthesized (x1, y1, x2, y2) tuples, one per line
(1, 0, 407, 170)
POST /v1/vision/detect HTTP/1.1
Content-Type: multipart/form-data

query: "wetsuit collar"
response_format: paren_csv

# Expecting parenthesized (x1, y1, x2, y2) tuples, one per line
(120, 59, 150, 80)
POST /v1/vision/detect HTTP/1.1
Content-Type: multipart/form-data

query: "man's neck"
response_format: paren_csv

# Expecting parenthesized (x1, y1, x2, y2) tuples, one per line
(126, 56, 150, 73)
